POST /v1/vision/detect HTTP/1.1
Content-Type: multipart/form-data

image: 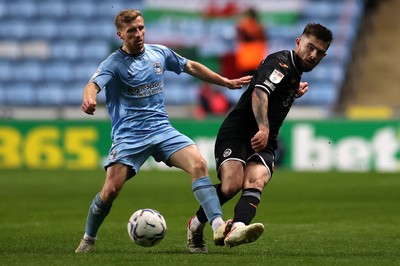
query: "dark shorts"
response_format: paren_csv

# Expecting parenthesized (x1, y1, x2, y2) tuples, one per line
(214, 137, 275, 180)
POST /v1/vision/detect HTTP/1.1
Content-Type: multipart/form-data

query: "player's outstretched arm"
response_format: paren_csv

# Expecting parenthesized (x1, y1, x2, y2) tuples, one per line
(81, 82, 100, 115)
(184, 60, 252, 89)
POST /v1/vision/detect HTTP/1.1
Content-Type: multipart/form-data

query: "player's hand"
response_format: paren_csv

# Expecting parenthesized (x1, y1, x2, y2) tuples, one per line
(225, 75, 252, 90)
(296, 82, 308, 98)
(81, 99, 97, 115)
(251, 129, 269, 153)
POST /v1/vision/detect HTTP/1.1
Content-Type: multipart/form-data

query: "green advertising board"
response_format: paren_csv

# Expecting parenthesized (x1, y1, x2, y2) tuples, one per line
(280, 120, 400, 172)
(0, 120, 111, 169)
(0, 119, 399, 172)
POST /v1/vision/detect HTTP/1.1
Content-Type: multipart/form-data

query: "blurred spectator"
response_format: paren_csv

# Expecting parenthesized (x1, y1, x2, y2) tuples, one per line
(194, 83, 230, 119)
(204, 1, 239, 17)
(235, 8, 268, 76)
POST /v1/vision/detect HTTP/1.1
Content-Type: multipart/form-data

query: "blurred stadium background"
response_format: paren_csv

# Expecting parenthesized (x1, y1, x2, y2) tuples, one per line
(0, 0, 399, 172)
(1, 2, 399, 264)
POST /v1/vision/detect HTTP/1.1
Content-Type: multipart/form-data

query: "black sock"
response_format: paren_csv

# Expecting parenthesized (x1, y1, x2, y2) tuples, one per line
(233, 188, 261, 225)
(196, 183, 231, 223)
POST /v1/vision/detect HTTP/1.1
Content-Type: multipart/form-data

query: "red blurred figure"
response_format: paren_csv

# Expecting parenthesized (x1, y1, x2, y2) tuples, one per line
(194, 83, 230, 119)
(235, 8, 268, 76)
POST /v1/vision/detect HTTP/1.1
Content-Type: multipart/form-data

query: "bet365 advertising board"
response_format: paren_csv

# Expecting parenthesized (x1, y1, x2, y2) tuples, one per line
(0, 119, 399, 172)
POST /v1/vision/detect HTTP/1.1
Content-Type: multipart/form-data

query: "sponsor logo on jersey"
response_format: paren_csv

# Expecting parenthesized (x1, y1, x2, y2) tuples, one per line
(153, 62, 162, 75)
(127, 81, 164, 97)
(269, 69, 284, 84)
(263, 79, 276, 91)
(283, 90, 297, 108)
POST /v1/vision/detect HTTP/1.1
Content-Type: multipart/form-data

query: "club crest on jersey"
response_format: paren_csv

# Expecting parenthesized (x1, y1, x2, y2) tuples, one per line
(269, 69, 284, 84)
(108, 149, 117, 161)
(153, 62, 162, 75)
(223, 148, 232, 157)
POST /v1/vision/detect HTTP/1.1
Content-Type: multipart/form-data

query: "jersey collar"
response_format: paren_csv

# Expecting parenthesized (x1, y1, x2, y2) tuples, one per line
(290, 50, 302, 76)
(118, 46, 146, 58)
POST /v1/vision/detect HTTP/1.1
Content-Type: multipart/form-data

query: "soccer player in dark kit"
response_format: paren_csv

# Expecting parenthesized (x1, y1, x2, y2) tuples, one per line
(187, 22, 333, 252)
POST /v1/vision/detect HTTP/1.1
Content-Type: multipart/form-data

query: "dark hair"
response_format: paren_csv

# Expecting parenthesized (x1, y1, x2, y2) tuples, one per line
(244, 8, 258, 20)
(115, 9, 142, 30)
(302, 23, 333, 44)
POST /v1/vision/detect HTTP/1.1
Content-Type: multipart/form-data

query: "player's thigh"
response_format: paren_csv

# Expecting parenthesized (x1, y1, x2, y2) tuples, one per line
(219, 160, 244, 195)
(243, 161, 271, 190)
(168, 144, 207, 177)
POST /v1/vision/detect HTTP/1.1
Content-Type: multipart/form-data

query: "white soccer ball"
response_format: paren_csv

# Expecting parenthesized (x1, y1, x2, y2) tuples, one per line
(127, 208, 167, 247)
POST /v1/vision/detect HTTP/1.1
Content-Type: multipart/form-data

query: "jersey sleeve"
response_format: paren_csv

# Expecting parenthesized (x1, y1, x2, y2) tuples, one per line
(90, 58, 117, 92)
(254, 57, 289, 95)
(160, 45, 187, 74)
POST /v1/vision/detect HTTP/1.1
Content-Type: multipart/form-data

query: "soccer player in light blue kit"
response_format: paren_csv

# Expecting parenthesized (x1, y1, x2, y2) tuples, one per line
(75, 9, 257, 253)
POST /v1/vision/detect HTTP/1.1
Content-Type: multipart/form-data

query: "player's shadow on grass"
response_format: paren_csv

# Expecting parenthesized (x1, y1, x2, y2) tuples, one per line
(123, 247, 268, 255)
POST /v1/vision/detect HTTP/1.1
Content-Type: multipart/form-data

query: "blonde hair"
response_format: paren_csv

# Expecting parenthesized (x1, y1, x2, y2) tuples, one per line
(114, 9, 142, 30)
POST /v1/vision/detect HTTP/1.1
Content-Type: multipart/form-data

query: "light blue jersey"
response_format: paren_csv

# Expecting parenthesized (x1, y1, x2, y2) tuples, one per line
(79, 42, 224, 243)
(91, 44, 194, 173)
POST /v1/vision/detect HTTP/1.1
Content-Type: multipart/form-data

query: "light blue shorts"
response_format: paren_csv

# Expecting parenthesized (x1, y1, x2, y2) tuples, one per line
(104, 126, 195, 175)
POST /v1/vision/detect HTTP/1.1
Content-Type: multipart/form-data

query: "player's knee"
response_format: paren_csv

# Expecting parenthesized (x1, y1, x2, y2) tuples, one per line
(245, 175, 269, 191)
(262, 174, 272, 186)
(220, 171, 243, 198)
(191, 157, 208, 176)
(101, 185, 121, 202)
(108, 189, 120, 200)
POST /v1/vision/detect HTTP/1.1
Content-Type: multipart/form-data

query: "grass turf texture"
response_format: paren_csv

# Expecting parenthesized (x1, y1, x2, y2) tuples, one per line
(0, 169, 399, 265)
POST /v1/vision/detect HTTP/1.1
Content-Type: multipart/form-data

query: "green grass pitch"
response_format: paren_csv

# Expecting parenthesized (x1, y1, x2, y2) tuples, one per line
(0, 169, 399, 265)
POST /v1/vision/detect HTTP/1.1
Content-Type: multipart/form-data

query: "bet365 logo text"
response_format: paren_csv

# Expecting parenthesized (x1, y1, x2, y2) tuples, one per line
(292, 125, 400, 172)
(0, 126, 99, 169)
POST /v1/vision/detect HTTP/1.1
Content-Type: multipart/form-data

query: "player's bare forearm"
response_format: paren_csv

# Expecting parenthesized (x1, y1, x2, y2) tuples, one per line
(81, 82, 99, 115)
(251, 87, 270, 152)
(252, 87, 269, 131)
(184, 60, 251, 89)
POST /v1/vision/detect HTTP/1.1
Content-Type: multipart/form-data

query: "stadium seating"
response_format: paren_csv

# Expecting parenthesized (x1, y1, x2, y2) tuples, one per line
(3, 82, 36, 106)
(51, 41, 81, 61)
(0, 0, 364, 112)
(0, 60, 12, 82)
(13, 60, 44, 83)
(36, 82, 65, 106)
(64, 83, 87, 105)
